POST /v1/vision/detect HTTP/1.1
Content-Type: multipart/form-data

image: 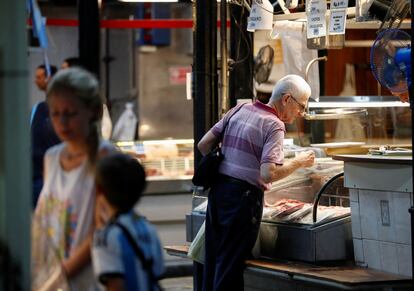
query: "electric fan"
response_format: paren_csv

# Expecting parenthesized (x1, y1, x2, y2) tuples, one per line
(370, 29, 411, 96)
(254, 45, 275, 84)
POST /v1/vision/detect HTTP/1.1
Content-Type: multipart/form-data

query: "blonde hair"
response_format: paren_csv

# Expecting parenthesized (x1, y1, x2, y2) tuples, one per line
(46, 67, 103, 167)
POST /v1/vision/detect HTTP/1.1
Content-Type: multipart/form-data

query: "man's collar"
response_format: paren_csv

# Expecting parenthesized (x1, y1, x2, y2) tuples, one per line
(254, 101, 280, 118)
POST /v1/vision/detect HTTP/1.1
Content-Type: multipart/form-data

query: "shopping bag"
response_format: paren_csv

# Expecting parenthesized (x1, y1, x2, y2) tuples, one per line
(188, 221, 206, 264)
(33, 265, 70, 291)
(192, 147, 224, 190)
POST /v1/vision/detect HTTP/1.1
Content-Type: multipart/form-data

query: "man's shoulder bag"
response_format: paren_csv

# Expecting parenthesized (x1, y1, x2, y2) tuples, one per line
(192, 103, 245, 190)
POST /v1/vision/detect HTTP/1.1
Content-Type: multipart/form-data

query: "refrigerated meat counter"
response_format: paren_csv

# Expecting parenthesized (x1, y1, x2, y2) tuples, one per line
(187, 158, 353, 263)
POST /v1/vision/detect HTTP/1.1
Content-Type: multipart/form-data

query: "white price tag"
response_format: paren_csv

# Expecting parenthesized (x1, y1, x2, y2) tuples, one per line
(306, 0, 327, 14)
(306, 0, 327, 39)
(331, 0, 348, 9)
(307, 16, 327, 38)
(329, 9, 347, 34)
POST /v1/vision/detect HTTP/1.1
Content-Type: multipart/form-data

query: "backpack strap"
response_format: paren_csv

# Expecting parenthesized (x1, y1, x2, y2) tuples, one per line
(113, 221, 163, 290)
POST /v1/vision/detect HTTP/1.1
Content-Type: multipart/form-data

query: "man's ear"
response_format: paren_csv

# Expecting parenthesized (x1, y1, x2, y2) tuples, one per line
(282, 94, 290, 106)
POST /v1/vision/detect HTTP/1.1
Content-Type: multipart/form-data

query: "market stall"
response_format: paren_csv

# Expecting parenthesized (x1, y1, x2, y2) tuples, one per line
(186, 0, 413, 287)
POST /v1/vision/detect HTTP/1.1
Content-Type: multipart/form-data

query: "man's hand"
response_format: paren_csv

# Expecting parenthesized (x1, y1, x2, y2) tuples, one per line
(295, 150, 315, 168)
(261, 151, 315, 183)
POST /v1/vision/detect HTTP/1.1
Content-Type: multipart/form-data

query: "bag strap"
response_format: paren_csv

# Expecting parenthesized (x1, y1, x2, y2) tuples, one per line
(219, 103, 246, 141)
(114, 221, 163, 290)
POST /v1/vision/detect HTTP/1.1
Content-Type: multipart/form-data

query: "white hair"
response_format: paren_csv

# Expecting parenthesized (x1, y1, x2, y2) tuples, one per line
(269, 74, 311, 103)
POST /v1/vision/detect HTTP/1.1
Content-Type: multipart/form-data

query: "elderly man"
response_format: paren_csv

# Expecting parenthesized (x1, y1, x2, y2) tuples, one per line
(198, 74, 315, 291)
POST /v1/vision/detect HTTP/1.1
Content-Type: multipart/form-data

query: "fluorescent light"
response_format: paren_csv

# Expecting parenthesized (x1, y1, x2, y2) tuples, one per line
(308, 102, 409, 108)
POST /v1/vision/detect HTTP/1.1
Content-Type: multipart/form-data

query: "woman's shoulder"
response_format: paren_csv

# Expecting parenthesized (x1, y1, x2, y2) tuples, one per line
(45, 143, 65, 158)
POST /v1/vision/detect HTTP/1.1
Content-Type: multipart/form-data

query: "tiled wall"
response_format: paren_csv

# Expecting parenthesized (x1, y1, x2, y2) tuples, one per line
(350, 188, 413, 277)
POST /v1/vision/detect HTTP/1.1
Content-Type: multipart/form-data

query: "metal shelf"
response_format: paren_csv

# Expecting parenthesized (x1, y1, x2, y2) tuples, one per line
(273, 9, 411, 30)
(346, 18, 411, 30)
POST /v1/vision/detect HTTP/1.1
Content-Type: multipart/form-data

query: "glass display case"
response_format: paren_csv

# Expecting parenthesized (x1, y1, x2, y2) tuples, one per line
(286, 96, 412, 154)
(117, 139, 194, 178)
(117, 139, 195, 261)
(309, 96, 410, 141)
(188, 157, 353, 262)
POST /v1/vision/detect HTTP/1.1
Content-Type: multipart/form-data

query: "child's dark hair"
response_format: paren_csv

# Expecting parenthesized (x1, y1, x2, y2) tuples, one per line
(96, 153, 146, 213)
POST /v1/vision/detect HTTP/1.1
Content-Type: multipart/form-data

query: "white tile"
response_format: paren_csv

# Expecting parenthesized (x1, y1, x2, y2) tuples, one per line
(362, 239, 381, 270)
(353, 238, 364, 263)
(376, 193, 395, 243)
(359, 190, 379, 240)
(397, 243, 412, 277)
(392, 192, 412, 245)
(349, 189, 359, 202)
(350, 201, 361, 238)
(379, 241, 398, 275)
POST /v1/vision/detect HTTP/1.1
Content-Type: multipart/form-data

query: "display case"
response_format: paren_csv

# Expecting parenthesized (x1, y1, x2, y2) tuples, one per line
(187, 157, 353, 262)
(116, 139, 194, 194)
(259, 159, 352, 262)
(117, 139, 195, 262)
(304, 96, 411, 152)
(117, 139, 194, 177)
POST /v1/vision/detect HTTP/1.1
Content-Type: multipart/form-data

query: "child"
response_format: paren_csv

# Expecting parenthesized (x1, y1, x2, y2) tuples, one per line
(92, 153, 165, 291)
(31, 67, 115, 290)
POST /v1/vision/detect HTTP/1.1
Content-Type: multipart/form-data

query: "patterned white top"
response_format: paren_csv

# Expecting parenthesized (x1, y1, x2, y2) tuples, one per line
(32, 140, 115, 291)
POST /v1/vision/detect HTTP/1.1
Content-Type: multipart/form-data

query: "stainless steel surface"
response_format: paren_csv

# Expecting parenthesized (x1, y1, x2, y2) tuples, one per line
(305, 56, 328, 83)
(312, 95, 404, 103)
(304, 108, 368, 120)
(308, 95, 409, 108)
(259, 216, 353, 262)
(145, 178, 193, 195)
(186, 212, 353, 262)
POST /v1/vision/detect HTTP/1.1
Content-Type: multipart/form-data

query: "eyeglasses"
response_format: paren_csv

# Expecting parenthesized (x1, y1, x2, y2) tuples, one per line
(284, 93, 307, 113)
